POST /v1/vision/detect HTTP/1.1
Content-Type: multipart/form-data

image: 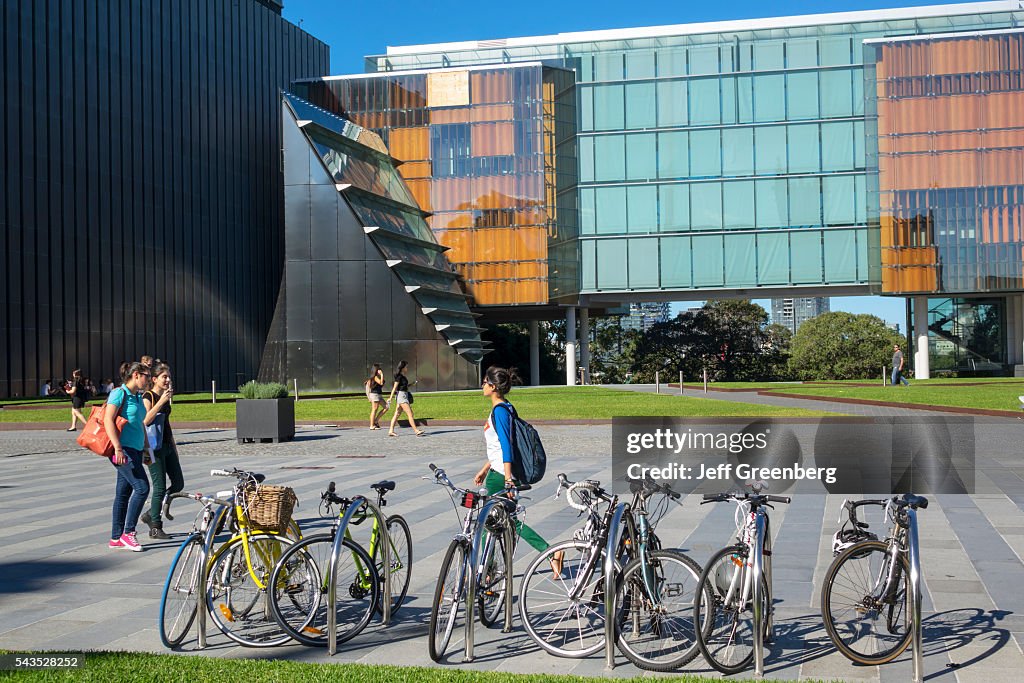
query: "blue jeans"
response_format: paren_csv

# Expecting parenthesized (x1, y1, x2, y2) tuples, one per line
(891, 368, 909, 386)
(111, 447, 150, 539)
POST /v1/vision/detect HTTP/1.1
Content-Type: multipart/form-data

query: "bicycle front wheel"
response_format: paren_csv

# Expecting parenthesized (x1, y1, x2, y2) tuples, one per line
(694, 544, 767, 675)
(821, 539, 911, 665)
(373, 514, 412, 617)
(205, 533, 295, 647)
(519, 539, 611, 658)
(268, 534, 379, 647)
(615, 549, 707, 671)
(429, 539, 468, 662)
(159, 534, 204, 648)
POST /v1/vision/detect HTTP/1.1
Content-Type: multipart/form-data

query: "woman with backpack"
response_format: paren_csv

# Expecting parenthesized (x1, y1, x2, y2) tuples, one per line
(365, 363, 387, 430)
(473, 366, 559, 568)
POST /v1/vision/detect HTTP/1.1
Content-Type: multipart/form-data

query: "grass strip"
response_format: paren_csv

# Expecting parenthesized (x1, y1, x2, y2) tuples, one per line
(767, 383, 1024, 412)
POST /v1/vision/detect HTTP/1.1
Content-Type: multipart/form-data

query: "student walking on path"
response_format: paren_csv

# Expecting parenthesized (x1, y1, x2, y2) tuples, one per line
(366, 363, 388, 430)
(386, 360, 425, 437)
(140, 363, 183, 540)
(66, 369, 90, 431)
(104, 362, 151, 552)
(891, 344, 910, 386)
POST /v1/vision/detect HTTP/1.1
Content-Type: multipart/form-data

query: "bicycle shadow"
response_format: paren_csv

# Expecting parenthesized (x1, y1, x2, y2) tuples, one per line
(758, 612, 836, 673)
(920, 608, 1014, 679)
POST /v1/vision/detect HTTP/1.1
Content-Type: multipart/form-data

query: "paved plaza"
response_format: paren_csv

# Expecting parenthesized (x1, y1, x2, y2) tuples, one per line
(2, 409, 1024, 681)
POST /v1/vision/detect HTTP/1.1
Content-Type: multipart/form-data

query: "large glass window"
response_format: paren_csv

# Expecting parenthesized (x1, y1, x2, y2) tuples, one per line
(754, 74, 786, 122)
(657, 49, 687, 77)
(657, 80, 688, 127)
(757, 233, 789, 284)
(821, 121, 854, 171)
(580, 188, 596, 234)
(723, 181, 754, 229)
(579, 85, 594, 132)
(737, 75, 754, 123)
(594, 135, 626, 182)
(691, 182, 723, 230)
(820, 69, 853, 118)
(595, 186, 627, 234)
(625, 82, 656, 129)
(578, 136, 594, 182)
(660, 183, 689, 231)
(625, 51, 656, 79)
(721, 76, 737, 124)
(594, 53, 624, 81)
(582, 239, 596, 289)
(787, 71, 819, 120)
(753, 42, 785, 70)
(723, 127, 754, 176)
(823, 229, 858, 281)
(692, 235, 724, 286)
(594, 85, 625, 131)
(790, 231, 822, 283)
(789, 177, 821, 227)
(852, 67, 864, 115)
(627, 185, 658, 233)
(628, 237, 660, 288)
(756, 178, 787, 228)
(690, 78, 721, 125)
(657, 130, 689, 178)
(597, 238, 628, 288)
(755, 126, 787, 175)
(788, 124, 820, 173)
(823, 175, 855, 225)
(786, 38, 818, 68)
(626, 133, 657, 180)
(660, 236, 691, 287)
(690, 129, 722, 178)
(725, 234, 757, 286)
(689, 46, 719, 75)
(820, 36, 852, 66)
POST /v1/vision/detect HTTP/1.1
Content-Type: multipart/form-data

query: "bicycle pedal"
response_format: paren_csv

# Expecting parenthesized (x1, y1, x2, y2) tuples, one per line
(218, 604, 234, 622)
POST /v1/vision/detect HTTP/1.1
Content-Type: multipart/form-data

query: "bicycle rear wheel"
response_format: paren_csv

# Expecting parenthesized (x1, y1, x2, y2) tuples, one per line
(519, 539, 610, 658)
(373, 514, 412, 617)
(159, 534, 203, 648)
(821, 539, 911, 665)
(615, 549, 707, 671)
(429, 539, 468, 662)
(478, 530, 508, 628)
(268, 534, 379, 647)
(694, 544, 767, 675)
(205, 533, 295, 647)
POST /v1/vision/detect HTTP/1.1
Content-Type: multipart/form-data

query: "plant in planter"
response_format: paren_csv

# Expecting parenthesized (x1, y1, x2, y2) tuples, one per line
(236, 381, 295, 444)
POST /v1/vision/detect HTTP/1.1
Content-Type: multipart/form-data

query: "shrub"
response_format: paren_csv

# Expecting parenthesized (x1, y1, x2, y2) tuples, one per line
(238, 380, 290, 399)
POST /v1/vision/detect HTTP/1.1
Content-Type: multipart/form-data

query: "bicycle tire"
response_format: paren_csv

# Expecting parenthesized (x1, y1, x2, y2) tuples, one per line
(519, 538, 613, 658)
(373, 514, 412, 617)
(694, 544, 768, 675)
(159, 534, 204, 648)
(821, 539, 912, 665)
(478, 530, 508, 628)
(268, 533, 379, 647)
(204, 533, 296, 647)
(615, 549, 707, 671)
(429, 539, 468, 662)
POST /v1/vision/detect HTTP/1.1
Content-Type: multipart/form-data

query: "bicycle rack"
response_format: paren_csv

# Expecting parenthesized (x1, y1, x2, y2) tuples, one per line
(907, 507, 923, 683)
(463, 498, 515, 662)
(603, 502, 629, 669)
(751, 511, 767, 677)
(196, 503, 231, 650)
(328, 495, 392, 656)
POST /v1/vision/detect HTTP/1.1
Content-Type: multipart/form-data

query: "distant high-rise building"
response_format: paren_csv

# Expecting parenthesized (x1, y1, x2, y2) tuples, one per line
(621, 302, 672, 332)
(772, 298, 830, 334)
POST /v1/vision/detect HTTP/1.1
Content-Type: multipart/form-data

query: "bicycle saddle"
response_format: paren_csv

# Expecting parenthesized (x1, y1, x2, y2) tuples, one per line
(901, 493, 928, 510)
(371, 480, 396, 492)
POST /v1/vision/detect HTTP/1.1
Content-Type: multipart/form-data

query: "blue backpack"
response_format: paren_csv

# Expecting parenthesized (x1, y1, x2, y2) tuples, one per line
(495, 402, 547, 485)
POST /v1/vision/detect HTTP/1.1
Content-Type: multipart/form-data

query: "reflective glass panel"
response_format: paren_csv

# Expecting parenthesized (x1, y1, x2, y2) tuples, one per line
(659, 183, 689, 231)
(626, 133, 657, 180)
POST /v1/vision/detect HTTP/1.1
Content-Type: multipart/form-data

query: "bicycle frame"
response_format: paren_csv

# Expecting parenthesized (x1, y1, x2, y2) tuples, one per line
(463, 497, 516, 662)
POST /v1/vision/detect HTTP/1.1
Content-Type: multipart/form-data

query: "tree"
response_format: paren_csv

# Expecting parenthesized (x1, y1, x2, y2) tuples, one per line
(589, 316, 641, 384)
(481, 322, 562, 385)
(788, 311, 904, 380)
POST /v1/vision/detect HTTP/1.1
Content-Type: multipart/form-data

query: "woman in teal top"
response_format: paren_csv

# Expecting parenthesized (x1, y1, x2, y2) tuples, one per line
(104, 362, 152, 552)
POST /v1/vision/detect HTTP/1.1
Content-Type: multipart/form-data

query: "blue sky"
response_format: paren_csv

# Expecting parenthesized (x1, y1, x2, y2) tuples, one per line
(282, 0, 920, 327)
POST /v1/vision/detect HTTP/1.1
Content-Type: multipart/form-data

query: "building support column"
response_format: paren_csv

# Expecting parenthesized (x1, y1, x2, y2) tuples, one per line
(1008, 294, 1024, 374)
(565, 307, 577, 386)
(579, 308, 590, 384)
(528, 320, 540, 386)
(913, 296, 930, 380)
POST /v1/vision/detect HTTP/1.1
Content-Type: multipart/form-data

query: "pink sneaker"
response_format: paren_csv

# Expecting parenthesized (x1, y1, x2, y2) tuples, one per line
(108, 538, 123, 549)
(118, 532, 143, 552)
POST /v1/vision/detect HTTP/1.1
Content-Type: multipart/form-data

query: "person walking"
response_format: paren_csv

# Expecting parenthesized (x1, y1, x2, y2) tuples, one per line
(365, 363, 388, 430)
(104, 362, 152, 552)
(891, 344, 910, 386)
(140, 363, 183, 539)
(66, 369, 90, 431)
(386, 360, 425, 437)
(472, 366, 561, 568)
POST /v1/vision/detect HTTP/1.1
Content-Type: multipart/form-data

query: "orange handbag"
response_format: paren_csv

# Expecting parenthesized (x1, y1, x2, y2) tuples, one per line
(77, 390, 129, 458)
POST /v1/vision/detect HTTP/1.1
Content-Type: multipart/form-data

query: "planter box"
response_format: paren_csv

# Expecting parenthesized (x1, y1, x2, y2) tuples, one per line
(236, 398, 295, 444)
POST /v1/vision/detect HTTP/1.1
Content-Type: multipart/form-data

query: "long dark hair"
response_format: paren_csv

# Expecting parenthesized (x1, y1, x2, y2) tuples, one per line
(395, 360, 408, 380)
(369, 363, 382, 381)
(484, 365, 520, 397)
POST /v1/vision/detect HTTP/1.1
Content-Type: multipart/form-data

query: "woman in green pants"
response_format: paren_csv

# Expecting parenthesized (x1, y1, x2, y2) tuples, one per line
(473, 366, 562, 571)
(140, 362, 183, 539)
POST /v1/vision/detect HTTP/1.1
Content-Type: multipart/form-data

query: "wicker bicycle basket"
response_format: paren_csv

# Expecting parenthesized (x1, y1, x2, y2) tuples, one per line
(241, 483, 298, 534)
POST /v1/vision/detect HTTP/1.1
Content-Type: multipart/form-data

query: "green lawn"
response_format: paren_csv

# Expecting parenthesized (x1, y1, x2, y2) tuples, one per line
(0, 387, 827, 423)
(0, 652, 798, 682)
(767, 383, 1024, 412)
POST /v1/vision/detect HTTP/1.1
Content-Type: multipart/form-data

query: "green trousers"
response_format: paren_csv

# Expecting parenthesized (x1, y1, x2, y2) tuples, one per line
(148, 442, 184, 523)
(484, 469, 548, 552)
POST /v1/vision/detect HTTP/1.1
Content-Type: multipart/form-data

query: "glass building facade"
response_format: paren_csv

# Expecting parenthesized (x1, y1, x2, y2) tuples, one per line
(293, 64, 579, 309)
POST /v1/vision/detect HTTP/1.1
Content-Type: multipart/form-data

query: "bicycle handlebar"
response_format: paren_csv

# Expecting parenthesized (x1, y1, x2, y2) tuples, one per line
(702, 491, 790, 505)
(166, 491, 233, 516)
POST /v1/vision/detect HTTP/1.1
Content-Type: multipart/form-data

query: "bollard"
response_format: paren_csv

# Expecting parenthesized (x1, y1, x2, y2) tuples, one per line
(703, 368, 708, 394)
(655, 370, 660, 394)
(679, 371, 683, 395)
(293, 378, 299, 400)
(211, 380, 216, 404)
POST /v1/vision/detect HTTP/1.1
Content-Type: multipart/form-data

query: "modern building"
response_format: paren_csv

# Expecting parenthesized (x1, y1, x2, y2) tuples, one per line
(621, 302, 672, 332)
(1, 0, 328, 396)
(771, 297, 831, 334)
(368, 1, 1024, 378)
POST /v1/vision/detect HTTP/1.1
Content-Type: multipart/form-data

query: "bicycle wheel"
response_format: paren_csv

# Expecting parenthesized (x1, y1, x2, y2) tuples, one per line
(694, 544, 768, 675)
(159, 534, 203, 648)
(615, 549, 707, 671)
(205, 533, 295, 647)
(429, 539, 468, 662)
(373, 514, 412, 617)
(478, 530, 508, 628)
(268, 533, 379, 647)
(821, 539, 912, 665)
(519, 539, 611, 658)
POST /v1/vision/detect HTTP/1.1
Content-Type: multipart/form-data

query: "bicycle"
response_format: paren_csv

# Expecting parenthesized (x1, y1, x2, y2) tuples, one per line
(518, 474, 706, 671)
(158, 468, 300, 649)
(267, 479, 411, 650)
(693, 484, 790, 675)
(821, 492, 929, 677)
(426, 463, 524, 663)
